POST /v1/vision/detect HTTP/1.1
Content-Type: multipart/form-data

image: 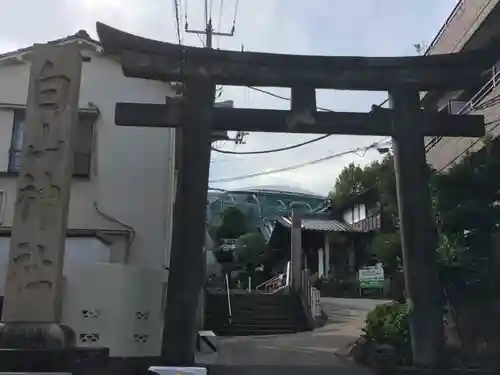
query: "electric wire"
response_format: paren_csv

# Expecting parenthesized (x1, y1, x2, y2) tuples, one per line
(196, 32, 206, 46)
(211, 135, 331, 155)
(216, 0, 224, 48)
(437, 116, 500, 173)
(178, 1, 392, 158)
(204, 0, 208, 26)
(426, 91, 500, 151)
(233, 0, 239, 22)
(173, 0, 182, 45)
(232, 0, 239, 31)
(247, 86, 333, 112)
(211, 93, 390, 155)
(209, 140, 391, 183)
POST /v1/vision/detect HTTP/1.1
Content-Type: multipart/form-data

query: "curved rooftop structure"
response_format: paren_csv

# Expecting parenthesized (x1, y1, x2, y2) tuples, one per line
(229, 185, 325, 198)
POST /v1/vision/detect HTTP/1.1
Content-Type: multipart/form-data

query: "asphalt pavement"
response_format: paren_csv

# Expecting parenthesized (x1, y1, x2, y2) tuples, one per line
(209, 297, 387, 372)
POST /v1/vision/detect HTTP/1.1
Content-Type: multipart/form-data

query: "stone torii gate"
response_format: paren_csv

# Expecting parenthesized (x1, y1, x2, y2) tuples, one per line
(96, 22, 499, 367)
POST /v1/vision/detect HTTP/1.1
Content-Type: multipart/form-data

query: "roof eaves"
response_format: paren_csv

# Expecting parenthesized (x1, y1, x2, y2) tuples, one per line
(0, 31, 103, 63)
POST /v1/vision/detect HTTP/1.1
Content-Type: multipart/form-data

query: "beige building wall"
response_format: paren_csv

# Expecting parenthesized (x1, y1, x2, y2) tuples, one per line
(426, 0, 500, 55)
(424, 0, 500, 170)
(0, 46, 176, 269)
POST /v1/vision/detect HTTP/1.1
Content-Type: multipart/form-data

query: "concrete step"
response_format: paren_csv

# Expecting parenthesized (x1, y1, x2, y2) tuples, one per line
(205, 292, 309, 335)
(203, 364, 373, 375)
(206, 319, 301, 328)
(213, 326, 298, 336)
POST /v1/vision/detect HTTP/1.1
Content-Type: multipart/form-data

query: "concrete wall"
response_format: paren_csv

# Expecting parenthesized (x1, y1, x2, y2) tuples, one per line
(0, 47, 176, 269)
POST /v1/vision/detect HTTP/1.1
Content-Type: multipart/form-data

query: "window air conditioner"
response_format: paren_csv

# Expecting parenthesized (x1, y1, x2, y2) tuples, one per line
(447, 100, 468, 115)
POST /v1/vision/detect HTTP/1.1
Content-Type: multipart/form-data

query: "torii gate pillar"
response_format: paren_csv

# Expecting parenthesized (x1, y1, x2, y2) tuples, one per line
(390, 88, 443, 365)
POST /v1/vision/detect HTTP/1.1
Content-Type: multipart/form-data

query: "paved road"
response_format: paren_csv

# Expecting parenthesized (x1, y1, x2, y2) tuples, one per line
(208, 297, 387, 372)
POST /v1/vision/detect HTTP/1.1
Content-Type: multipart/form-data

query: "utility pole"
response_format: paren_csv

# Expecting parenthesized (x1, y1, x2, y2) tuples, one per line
(185, 16, 234, 49)
(185, 10, 248, 145)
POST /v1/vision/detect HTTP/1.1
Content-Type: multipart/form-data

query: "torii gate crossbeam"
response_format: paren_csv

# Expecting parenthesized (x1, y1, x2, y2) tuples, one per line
(96, 22, 499, 368)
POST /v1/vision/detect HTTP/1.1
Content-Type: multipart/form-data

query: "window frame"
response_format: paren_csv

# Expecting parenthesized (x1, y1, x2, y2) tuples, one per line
(7, 108, 97, 177)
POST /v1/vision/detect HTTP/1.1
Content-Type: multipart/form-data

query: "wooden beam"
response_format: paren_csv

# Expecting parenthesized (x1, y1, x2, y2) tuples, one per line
(96, 22, 500, 91)
(115, 102, 485, 137)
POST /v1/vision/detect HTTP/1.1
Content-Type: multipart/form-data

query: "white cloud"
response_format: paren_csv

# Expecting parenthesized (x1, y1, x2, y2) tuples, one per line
(0, 0, 458, 195)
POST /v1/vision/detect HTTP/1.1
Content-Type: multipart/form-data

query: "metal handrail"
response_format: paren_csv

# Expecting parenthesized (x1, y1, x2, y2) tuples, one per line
(224, 273, 232, 325)
(465, 68, 500, 111)
(256, 274, 283, 293)
(256, 261, 291, 294)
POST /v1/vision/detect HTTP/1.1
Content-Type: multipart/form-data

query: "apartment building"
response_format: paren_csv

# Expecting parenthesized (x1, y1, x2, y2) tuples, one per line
(0, 30, 176, 288)
(424, 0, 500, 170)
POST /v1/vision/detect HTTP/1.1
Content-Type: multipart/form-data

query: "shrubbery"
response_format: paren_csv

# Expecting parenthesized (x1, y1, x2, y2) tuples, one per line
(363, 301, 410, 356)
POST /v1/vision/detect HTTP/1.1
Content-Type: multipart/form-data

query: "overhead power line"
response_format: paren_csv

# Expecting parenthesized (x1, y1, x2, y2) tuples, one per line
(211, 134, 331, 155)
(216, 0, 224, 48)
(173, 0, 182, 45)
(247, 86, 334, 112)
(426, 91, 500, 152)
(213, 93, 390, 155)
(209, 140, 391, 183)
(437, 116, 500, 172)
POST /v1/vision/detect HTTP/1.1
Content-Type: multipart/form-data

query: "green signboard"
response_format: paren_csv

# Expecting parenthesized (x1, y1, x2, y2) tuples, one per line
(358, 264, 385, 290)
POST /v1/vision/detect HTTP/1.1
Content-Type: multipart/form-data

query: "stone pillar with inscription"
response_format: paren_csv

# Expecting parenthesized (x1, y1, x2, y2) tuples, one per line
(0, 44, 107, 372)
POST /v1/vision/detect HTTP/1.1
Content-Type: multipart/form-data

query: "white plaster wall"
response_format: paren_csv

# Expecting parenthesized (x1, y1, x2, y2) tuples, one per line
(0, 237, 110, 294)
(0, 48, 176, 269)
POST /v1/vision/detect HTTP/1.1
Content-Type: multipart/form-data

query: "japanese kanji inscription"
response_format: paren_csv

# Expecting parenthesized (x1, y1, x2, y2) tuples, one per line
(2, 44, 82, 323)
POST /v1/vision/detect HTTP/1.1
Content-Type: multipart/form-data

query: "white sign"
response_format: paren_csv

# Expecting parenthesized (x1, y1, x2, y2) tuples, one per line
(358, 263, 384, 289)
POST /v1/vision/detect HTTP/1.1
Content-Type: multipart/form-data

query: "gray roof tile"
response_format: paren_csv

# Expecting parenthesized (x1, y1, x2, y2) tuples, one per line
(277, 216, 358, 232)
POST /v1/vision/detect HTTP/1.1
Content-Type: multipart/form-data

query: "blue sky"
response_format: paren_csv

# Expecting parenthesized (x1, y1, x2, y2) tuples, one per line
(0, 0, 459, 195)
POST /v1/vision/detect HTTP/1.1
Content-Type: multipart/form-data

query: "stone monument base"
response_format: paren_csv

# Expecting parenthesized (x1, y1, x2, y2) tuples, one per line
(0, 322, 108, 373)
(0, 347, 109, 373)
(0, 322, 75, 349)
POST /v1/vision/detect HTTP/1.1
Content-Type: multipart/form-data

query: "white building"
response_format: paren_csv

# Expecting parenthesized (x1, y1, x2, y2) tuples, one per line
(0, 30, 176, 357)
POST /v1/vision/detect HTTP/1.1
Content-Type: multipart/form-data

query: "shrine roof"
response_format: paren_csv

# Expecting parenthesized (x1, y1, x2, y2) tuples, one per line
(0, 30, 101, 63)
(276, 213, 358, 233)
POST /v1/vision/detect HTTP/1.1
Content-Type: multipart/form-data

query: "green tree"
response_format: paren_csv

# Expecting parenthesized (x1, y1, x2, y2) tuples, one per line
(330, 155, 400, 231)
(234, 232, 266, 272)
(372, 232, 402, 276)
(330, 162, 366, 201)
(215, 207, 251, 243)
(434, 139, 500, 298)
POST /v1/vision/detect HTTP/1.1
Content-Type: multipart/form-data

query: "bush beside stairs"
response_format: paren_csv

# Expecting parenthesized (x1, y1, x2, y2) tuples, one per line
(204, 291, 311, 336)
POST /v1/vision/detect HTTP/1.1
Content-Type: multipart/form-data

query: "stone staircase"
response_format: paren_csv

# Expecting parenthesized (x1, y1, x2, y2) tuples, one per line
(204, 291, 310, 336)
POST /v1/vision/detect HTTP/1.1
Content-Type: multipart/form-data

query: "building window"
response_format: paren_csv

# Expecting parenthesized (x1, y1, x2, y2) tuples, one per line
(8, 109, 95, 177)
(343, 204, 367, 224)
(343, 208, 354, 224)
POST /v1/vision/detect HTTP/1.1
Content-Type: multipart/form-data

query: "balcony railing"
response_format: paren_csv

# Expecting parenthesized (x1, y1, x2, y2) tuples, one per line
(427, 64, 500, 151)
(350, 214, 381, 232)
(460, 68, 500, 114)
